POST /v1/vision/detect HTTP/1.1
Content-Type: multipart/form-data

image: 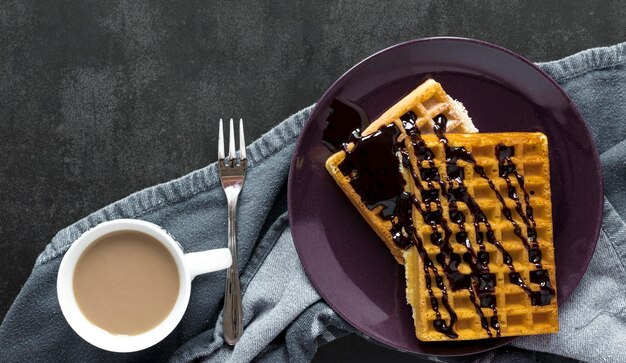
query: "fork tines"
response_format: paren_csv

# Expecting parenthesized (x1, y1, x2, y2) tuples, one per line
(218, 118, 246, 165)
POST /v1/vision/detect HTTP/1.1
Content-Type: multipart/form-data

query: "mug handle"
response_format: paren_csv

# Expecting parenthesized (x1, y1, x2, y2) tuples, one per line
(184, 248, 232, 279)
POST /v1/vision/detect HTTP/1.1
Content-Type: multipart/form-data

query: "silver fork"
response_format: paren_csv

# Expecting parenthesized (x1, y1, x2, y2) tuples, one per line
(218, 118, 247, 345)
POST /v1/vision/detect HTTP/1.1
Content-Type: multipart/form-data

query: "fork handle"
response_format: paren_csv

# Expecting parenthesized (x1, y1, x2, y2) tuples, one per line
(223, 198, 243, 345)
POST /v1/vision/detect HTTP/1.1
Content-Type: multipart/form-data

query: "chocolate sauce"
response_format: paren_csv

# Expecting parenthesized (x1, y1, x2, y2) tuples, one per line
(495, 144, 555, 305)
(528, 248, 542, 265)
(495, 145, 535, 246)
(338, 124, 405, 218)
(421, 189, 440, 204)
(479, 294, 496, 308)
(420, 167, 440, 182)
(322, 98, 370, 152)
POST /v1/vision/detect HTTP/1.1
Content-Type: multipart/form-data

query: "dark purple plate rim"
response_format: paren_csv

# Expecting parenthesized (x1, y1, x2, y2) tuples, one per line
(288, 37, 603, 356)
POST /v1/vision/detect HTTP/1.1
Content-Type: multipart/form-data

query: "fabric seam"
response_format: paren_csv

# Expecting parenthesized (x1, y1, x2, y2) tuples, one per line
(239, 214, 291, 296)
(600, 199, 626, 274)
(547, 62, 625, 82)
(536, 42, 626, 80)
(600, 228, 626, 279)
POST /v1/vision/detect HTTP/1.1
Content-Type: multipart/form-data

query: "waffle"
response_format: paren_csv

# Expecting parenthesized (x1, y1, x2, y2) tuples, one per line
(325, 79, 478, 264)
(405, 132, 558, 341)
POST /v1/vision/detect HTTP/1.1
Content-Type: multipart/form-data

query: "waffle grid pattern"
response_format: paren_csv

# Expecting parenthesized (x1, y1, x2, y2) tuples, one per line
(402, 98, 557, 341)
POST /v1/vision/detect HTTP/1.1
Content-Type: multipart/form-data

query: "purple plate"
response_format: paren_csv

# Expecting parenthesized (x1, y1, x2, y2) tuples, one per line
(288, 37, 602, 356)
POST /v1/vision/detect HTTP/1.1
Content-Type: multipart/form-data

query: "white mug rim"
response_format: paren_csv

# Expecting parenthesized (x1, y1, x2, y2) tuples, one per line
(58, 219, 194, 353)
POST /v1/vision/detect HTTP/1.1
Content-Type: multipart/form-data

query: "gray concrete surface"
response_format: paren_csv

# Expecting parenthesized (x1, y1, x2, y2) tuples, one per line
(1, 1, 624, 361)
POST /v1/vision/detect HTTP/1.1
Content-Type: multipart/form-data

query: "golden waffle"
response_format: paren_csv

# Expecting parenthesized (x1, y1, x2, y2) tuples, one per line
(325, 79, 478, 264)
(405, 132, 558, 341)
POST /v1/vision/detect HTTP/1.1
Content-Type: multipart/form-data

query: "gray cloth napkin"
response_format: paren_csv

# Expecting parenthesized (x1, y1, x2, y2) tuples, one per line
(1, 42, 625, 363)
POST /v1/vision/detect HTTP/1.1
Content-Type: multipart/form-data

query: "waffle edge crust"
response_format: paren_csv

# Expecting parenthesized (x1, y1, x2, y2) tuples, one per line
(325, 80, 558, 341)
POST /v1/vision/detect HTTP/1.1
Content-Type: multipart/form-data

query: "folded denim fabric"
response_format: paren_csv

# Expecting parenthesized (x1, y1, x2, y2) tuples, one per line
(1, 42, 624, 363)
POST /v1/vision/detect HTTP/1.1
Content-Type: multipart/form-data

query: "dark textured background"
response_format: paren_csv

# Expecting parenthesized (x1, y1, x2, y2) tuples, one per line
(1, 1, 624, 361)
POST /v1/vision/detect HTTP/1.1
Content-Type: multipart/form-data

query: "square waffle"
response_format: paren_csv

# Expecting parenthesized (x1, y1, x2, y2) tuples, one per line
(405, 132, 558, 341)
(325, 79, 558, 341)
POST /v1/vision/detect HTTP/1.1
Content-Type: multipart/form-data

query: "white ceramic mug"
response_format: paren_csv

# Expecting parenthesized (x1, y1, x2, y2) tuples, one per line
(57, 219, 232, 353)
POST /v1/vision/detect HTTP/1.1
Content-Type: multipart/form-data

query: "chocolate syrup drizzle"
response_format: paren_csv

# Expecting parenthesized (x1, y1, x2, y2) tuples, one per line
(400, 112, 498, 338)
(322, 99, 370, 152)
(495, 144, 555, 306)
(332, 105, 554, 338)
